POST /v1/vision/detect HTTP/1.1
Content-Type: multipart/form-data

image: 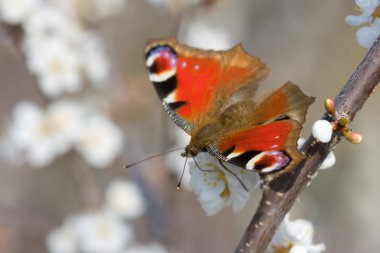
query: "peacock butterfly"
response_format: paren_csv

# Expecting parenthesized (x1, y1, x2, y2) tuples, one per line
(144, 38, 314, 175)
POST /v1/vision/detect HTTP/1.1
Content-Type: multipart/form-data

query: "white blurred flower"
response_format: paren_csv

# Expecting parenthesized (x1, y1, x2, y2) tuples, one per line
(271, 215, 326, 253)
(24, 36, 82, 98)
(319, 152, 336, 170)
(23, 5, 82, 43)
(346, 0, 380, 48)
(46, 100, 86, 150)
(346, 0, 380, 26)
(180, 21, 233, 50)
(75, 114, 124, 168)
(5, 102, 66, 167)
(75, 210, 133, 253)
(0, 0, 41, 24)
(146, 0, 201, 11)
(2, 100, 125, 169)
(311, 120, 333, 143)
(125, 243, 169, 253)
(79, 33, 110, 88)
(78, 0, 127, 21)
(106, 180, 146, 219)
(189, 152, 260, 216)
(356, 20, 380, 47)
(46, 221, 78, 253)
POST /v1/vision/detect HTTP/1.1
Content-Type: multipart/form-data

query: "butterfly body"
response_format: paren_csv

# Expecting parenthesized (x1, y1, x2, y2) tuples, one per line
(144, 38, 314, 175)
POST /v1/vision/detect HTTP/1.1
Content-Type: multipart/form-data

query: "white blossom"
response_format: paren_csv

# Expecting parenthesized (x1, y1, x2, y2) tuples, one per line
(125, 243, 170, 253)
(46, 221, 78, 253)
(189, 152, 259, 216)
(47, 100, 86, 150)
(2, 100, 125, 169)
(356, 20, 380, 47)
(311, 120, 333, 143)
(5, 102, 65, 167)
(75, 114, 124, 168)
(23, 5, 82, 43)
(78, 0, 127, 21)
(319, 152, 336, 170)
(179, 21, 233, 50)
(106, 180, 146, 219)
(24, 36, 82, 98)
(74, 210, 133, 253)
(79, 33, 111, 88)
(346, 0, 380, 48)
(271, 215, 326, 253)
(345, 0, 380, 26)
(0, 0, 41, 24)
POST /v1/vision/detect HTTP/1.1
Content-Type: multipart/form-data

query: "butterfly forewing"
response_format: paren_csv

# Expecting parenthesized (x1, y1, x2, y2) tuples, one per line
(144, 38, 269, 132)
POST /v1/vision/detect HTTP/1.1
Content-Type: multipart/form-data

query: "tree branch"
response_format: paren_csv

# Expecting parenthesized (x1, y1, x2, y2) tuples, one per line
(235, 35, 380, 253)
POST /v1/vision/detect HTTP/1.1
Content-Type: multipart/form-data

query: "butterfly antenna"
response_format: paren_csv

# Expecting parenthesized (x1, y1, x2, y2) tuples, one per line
(125, 147, 184, 169)
(176, 156, 188, 189)
(218, 160, 249, 192)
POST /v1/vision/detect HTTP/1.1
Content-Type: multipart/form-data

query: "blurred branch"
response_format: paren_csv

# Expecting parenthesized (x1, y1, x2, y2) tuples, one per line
(0, 22, 23, 48)
(0, 203, 56, 239)
(125, 129, 172, 238)
(235, 35, 380, 253)
(70, 159, 103, 209)
(0, 22, 51, 103)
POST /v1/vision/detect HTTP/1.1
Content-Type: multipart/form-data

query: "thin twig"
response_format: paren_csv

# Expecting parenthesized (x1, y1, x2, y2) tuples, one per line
(235, 35, 380, 253)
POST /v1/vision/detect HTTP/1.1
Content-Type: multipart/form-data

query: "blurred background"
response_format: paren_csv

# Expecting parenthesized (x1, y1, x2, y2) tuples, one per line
(0, 0, 378, 252)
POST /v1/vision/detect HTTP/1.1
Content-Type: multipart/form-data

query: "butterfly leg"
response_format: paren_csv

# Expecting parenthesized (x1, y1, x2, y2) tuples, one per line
(218, 160, 249, 192)
(192, 156, 219, 173)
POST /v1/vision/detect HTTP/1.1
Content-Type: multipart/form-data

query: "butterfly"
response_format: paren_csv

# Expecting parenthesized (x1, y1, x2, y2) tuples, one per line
(144, 38, 314, 176)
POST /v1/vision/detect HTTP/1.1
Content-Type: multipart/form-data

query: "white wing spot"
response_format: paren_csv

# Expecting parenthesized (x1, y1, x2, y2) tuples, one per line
(226, 151, 243, 160)
(149, 69, 176, 82)
(163, 91, 177, 103)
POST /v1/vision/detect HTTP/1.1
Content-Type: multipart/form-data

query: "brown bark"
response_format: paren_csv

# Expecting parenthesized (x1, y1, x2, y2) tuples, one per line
(235, 35, 380, 253)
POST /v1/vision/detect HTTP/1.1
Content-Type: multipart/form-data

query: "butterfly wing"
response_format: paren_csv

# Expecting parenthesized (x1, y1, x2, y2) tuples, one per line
(208, 83, 315, 174)
(144, 38, 269, 134)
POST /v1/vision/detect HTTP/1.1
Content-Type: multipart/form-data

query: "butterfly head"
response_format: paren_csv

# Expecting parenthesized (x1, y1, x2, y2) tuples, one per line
(181, 145, 199, 158)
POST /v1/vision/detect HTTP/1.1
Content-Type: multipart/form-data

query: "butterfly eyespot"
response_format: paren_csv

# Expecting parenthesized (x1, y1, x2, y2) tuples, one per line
(146, 45, 178, 82)
(245, 151, 290, 173)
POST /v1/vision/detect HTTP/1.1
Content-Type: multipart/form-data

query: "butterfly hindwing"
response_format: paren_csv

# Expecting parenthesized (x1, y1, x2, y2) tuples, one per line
(208, 83, 314, 174)
(252, 82, 314, 124)
(144, 38, 269, 133)
(209, 120, 302, 174)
